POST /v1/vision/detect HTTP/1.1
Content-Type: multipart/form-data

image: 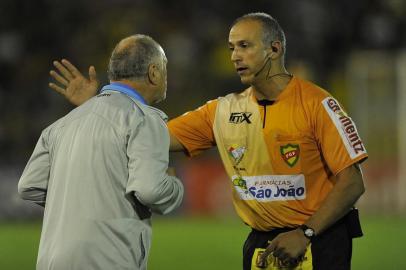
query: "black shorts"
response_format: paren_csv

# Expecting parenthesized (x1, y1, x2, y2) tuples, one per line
(243, 210, 362, 270)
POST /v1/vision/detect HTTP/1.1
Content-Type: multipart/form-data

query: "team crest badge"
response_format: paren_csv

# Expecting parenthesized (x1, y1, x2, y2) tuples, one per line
(280, 144, 300, 167)
(228, 145, 246, 165)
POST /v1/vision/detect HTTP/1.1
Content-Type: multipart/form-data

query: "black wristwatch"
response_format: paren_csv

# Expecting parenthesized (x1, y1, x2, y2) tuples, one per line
(299, 224, 316, 241)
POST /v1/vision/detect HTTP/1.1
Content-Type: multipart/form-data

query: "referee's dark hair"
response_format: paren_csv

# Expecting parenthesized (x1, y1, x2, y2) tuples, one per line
(107, 34, 163, 81)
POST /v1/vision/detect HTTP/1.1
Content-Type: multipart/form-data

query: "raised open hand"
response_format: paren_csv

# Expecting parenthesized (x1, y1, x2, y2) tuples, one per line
(49, 59, 99, 106)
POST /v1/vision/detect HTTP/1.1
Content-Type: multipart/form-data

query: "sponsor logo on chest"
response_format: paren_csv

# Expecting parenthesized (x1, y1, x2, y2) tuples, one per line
(232, 174, 306, 202)
(229, 112, 252, 124)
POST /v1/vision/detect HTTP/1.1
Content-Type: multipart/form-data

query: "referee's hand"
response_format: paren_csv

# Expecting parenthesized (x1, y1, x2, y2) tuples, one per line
(49, 59, 99, 106)
(258, 228, 309, 267)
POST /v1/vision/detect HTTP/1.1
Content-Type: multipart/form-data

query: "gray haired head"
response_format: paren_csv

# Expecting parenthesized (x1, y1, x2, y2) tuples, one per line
(107, 34, 164, 81)
(231, 12, 286, 53)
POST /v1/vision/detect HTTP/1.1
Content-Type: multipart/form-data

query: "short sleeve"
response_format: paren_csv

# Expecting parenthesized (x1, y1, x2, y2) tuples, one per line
(315, 96, 368, 175)
(167, 99, 218, 156)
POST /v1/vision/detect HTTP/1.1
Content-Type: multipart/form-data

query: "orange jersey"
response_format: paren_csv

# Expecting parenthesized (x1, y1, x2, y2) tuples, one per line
(168, 77, 367, 230)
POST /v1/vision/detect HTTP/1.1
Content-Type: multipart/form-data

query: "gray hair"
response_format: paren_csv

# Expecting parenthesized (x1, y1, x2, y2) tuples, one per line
(231, 12, 286, 53)
(107, 34, 163, 81)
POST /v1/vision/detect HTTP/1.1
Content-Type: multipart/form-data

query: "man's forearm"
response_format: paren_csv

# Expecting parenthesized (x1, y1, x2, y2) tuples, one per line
(304, 164, 365, 235)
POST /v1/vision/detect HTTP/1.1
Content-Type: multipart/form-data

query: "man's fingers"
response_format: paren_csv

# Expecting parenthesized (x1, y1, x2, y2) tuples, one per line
(49, 83, 66, 96)
(259, 241, 277, 263)
(88, 66, 97, 82)
(50, 70, 68, 86)
(62, 59, 82, 78)
(272, 248, 282, 258)
(275, 249, 289, 261)
(53, 60, 74, 81)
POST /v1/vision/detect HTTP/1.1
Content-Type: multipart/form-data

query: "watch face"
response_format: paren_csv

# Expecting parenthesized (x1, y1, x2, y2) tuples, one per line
(304, 228, 314, 237)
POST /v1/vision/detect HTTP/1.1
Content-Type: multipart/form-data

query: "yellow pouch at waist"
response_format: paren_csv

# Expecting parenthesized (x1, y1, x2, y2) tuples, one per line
(251, 245, 312, 270)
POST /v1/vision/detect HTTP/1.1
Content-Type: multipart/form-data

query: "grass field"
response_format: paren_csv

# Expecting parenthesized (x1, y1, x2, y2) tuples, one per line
(0, 216, 405, 270)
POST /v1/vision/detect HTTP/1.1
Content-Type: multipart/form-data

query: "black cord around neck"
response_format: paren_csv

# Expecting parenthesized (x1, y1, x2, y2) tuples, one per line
(266, 71, 293, 80)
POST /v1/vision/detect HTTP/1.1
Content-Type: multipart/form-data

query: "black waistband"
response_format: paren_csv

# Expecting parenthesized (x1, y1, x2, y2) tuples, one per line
(250, 208, 362, 239)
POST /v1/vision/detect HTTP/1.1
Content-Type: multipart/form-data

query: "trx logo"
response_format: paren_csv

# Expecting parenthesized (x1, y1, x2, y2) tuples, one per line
(323, 97, 366, 158)
(229, 112, 252, 124)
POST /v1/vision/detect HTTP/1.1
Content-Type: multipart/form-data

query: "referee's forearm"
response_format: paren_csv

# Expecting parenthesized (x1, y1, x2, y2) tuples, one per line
(304, 164, 365, 235)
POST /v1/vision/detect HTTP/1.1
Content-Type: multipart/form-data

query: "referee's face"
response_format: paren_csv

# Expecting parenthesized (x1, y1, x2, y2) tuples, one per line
(229, 19, 269, 85)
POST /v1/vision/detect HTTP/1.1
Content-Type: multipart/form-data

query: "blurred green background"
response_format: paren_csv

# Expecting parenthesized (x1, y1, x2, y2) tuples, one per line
(1, 216, 406, 270)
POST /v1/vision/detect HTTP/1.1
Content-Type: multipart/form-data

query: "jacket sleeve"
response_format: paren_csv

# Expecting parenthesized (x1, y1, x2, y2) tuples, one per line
(18, 128, 51, 207)
(126, 112, 184, 215)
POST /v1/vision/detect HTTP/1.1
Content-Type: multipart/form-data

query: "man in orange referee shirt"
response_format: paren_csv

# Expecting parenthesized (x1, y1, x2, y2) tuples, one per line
(49, 13, 366, 270)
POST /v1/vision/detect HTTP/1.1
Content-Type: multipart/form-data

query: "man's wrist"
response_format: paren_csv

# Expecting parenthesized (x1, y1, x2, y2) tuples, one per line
(299, 224, 316, 241)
